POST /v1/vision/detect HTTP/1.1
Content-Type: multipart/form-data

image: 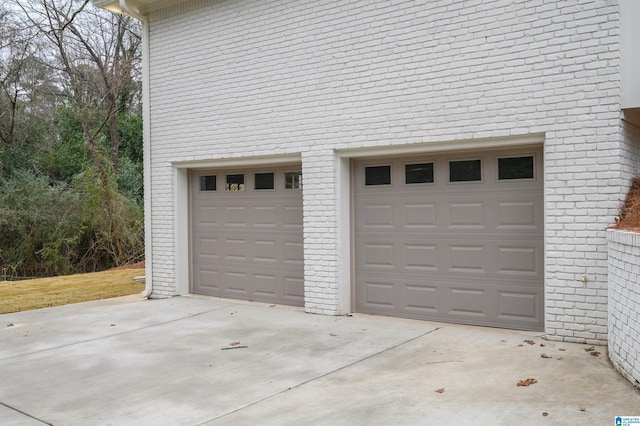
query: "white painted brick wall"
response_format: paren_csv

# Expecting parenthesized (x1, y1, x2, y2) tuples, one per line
(145, 0, 635, 342)
(607, 230, 640, 388)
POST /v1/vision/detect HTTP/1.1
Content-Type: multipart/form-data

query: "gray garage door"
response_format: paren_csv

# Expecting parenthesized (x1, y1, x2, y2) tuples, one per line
(191, 165, 304, 306)
(354, 147, 544, 330)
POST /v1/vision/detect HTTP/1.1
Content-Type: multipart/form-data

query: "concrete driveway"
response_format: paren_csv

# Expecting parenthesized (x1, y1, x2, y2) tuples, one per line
(1, 296, 639, 425)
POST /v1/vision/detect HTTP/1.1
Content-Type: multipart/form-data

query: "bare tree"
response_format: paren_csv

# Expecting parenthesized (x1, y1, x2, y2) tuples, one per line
(0, 5, 43, 147)
(14, 0, 141, 173)
(9, 0, 142, 265)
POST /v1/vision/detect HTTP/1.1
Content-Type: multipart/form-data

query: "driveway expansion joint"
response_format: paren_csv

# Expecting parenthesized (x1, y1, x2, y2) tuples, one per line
(0, 304, 234, 362)
(197, 326, 443, 425)
(0, 401, 52, 425)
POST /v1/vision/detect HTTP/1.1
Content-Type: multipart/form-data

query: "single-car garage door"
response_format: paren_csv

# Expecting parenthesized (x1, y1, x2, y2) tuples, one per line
(191, 165, 304, 306)
(354, 147, 543, 330)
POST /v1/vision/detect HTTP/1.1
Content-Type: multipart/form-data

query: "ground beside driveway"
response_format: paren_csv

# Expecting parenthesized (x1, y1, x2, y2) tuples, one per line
(1, 296, 638, 425)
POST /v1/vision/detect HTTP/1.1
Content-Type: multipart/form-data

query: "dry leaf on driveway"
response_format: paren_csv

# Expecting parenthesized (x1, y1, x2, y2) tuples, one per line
(517, 378, 537, 386)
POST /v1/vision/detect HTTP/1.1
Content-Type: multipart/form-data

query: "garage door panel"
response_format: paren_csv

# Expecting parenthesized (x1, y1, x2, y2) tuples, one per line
(496, 201, 538, 229)
(357, 275, 542, 329)
(447, 245, 487, 273)
(447, 287, 487, 316)
(254, 274, 277, 297)
(253, 206, 277, 227)
(448, 202, 486, 229)
(225, 239, 249, 261)
(283, 276, 304, 302)
(404, 283, 439, 313)
(359, 236, 542, 278)
(225, 206, 248, 226)
(194, 268, 220, 290)
(191, 165, 304, 307)
(360, 279, 397, 309)
(283, 206, 303, 228)
(254, 240, 277, 262)
(496, 246, 539, 277)
(355, 148, 543, 330)
(196, 206, 219, 226)
(363, 243, 395, 268)
(195, 237, 220, 260)
(404, 203, 437, 228)
(224, 271, 249, 294)
(283, 241, 303, 264)
(363, 204, 395, 229)
(497, 290, 540, 321)
(404, 244, 438, 271)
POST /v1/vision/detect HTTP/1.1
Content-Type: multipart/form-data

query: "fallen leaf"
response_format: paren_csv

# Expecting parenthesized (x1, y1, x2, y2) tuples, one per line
(517, 344, 524, 347)
(517, 378, 538, 387)
(559, 348, 566, 351)
(579, 407, 586, 412)
(524, 340, 535, 345)
(542, 412, 549, 417)
(435, 388, 445, 393)
(584, 347, 595, 352)
(590, 351, 600, 357)
(6, 323, 14, 327)
(329, 333, 337, 336)
(230, 341, 240, 346)
(541, 353, 552, 359)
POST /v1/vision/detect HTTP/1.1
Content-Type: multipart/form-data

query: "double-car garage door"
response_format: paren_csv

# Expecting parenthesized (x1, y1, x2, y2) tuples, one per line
(190, 147, 543, 330)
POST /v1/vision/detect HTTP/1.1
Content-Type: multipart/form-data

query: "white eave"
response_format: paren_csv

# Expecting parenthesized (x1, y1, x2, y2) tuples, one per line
(92, 0, 186, 16)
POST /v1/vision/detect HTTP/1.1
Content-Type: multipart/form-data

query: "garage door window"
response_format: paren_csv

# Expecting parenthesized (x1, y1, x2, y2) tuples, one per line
(449, 160, 481, 182)
(200, 175, 216, 191)
(405, 163, 434, 184)
(365, 165, 391, 186)
(498, 156, 534, 180)
(285, 171, 302, 189)
(226, 174, 245, 191)
(254, 172, 275, 190)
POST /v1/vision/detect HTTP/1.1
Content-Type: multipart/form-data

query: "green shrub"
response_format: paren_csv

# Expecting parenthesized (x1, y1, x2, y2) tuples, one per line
(0, 170, 86, 276)
(0, 168, 144, 278)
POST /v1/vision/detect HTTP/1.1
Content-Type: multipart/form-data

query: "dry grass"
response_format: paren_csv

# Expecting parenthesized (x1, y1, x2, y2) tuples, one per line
(0, 268, 145, 314)
(613, 177, 640, 231)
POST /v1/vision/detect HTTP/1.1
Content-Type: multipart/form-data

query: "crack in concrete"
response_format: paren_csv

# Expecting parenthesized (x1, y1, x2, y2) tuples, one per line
(198, 326, 443, 425)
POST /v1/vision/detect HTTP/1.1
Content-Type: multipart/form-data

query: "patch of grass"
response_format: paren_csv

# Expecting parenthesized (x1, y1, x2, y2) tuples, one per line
(0, 269, 145, 314)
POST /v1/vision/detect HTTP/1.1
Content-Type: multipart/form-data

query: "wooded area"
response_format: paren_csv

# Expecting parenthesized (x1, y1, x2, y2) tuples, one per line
(0, 0, 144, 278)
